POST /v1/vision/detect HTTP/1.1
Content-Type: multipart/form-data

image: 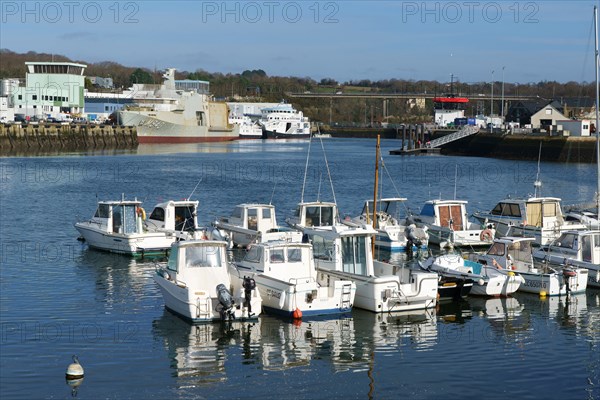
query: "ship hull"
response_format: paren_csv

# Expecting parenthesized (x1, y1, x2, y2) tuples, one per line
(120, 111, 238, 143)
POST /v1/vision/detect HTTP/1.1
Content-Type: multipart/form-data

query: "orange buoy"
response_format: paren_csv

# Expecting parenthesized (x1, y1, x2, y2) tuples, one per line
(292, 308, 303, 319)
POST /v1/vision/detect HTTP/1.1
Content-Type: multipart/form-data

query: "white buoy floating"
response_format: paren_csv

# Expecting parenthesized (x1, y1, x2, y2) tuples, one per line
(66, 355, 84, 380)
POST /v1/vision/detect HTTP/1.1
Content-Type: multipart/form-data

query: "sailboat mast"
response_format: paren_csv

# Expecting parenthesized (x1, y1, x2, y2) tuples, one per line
(372, 135, 380, 255)
(594, 5, 600, 216)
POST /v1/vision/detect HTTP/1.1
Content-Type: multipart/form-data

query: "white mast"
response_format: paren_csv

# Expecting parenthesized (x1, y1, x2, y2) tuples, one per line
(594, 5, 600, 217)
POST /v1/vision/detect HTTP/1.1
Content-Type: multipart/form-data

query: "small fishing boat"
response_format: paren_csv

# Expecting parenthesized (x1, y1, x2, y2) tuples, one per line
(472, 197, 587, 246)
(154, 240, 262, 322)
(214, 203, 302, 247)
(303, 223, 438, 313)
(75, 197, 208, 256)
(415, 199, 495, 248)
(233, 240, 356, 317)
(532, 229, 600, 288)
(475, 237, 588, 296)
(351, 198, 429, 252)
(420, 253, 524, 297)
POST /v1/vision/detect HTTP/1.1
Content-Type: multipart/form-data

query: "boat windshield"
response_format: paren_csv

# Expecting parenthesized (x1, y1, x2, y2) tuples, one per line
(507, 241, 533, 263)
(341, 236, 367, 276)
(306, 206, 335, 226)
(185, 245, 222, 268)
(553, 233, 577, 249)
(365, 200, 402, 218)
(175, 205, 196, 231)
(94, 204, 110, 218)
(244, 246, 262, 263)
(490, 203, 521, 217)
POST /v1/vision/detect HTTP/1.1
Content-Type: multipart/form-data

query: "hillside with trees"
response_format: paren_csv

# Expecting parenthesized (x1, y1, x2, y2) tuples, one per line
(0, 49, 596, 124)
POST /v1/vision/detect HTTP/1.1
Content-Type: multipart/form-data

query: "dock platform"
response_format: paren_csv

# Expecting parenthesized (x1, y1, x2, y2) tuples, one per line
(389, 147, 441, 155)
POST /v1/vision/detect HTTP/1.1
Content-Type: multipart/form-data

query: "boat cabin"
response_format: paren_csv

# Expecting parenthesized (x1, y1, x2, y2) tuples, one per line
(418, 200, 469, 230)
(91, 199, 145, 234)
(219, 204, 279, 233)
(484, 197, 564, 228)
(477, 237, 537, 270)
(303, 224, 377, 276)
(545, 230, 600, 264)
(146, 200, 200, 232)
(288, 201, 339, 228)
(164, 240, 229, 291)
(240, 241, 314, 280)
(360, 198, 407, 225)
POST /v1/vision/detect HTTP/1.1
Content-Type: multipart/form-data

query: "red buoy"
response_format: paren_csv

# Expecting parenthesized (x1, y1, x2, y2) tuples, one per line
(292, 308, 303, 319)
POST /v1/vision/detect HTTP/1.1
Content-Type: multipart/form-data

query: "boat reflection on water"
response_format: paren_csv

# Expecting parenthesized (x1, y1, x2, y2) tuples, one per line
(261, 309, 438, 372)
(152, 309, 439, 380)
(152, 311, 261, 385)
(136, 140, 309, 155)
(259, 316, 356, 371)
(468, 297, 524, 320)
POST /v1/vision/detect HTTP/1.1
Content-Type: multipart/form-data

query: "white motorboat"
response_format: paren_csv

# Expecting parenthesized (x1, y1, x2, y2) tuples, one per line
(233, 240, 356, 317)
(473, 196, 587, 245)
(415, 199, 495, 248)
(214, 203, 302, 247)
(75, 197, 207, 256)
(532, 230, 600, 288)
(475, 237, 588, 296)
(153, 240, 262, 322)
(302, 223, 438, 313)
(351, 198, 429, 252)
(260, 102, 311, 139)
(420, 253, 524, 297)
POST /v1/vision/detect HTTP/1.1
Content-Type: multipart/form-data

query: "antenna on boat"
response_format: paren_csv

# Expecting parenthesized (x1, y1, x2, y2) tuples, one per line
(453, 164, 458, 200)
(318, 136, 337, 206)
(187, 177, 203, 201)
(300, 135, 312, 203)
(534, 142, 542, 197)
(269, 180, 277, 205)
(317, 172, 323, 202)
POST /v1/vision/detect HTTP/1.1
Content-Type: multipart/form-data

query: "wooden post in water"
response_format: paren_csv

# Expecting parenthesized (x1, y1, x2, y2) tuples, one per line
(372, 134, 380, 255)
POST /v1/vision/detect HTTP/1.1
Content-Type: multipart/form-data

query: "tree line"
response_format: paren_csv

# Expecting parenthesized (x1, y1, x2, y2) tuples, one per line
(0, 49, 596, 123)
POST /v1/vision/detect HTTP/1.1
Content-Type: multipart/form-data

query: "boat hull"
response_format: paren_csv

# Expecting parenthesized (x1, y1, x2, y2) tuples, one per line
(316, 266, 438, 313)
(153, 272, 260, 322)
(533, 253, 600, 288)
(120, 111, 238, 143)
(75, 223, 172, 256)
(255, 274, 355, 317)
(263, 129, 311, 139)
(518, 269, 588, 296)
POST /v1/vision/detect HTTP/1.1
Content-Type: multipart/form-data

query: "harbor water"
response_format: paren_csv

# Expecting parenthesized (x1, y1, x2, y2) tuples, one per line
(1, 138, 599, 399)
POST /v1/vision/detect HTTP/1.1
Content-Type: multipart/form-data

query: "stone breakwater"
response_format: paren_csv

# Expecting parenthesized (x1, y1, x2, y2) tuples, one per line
(0, 124, 137, 156)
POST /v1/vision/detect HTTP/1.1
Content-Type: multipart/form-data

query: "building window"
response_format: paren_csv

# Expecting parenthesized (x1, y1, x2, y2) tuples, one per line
(105, 106, 109, 111)
(33, 105, 36, 109)
(18, 95, 22, 100)
(32, 95, 37, 100)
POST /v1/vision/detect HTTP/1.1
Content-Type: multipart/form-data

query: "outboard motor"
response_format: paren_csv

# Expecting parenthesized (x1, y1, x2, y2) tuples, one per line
(242, 276, 256, 314)
(216, 283, 235, 320)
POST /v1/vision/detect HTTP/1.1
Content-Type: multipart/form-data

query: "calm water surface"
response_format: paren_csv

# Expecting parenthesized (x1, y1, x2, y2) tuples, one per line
(1, 139, 599, 399)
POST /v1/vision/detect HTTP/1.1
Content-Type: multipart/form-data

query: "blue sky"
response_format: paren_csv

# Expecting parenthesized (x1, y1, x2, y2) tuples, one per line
(1, 0, 599, 84)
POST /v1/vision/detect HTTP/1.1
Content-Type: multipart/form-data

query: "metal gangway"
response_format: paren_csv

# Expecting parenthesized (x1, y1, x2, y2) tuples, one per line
(428, 125, 480, 148)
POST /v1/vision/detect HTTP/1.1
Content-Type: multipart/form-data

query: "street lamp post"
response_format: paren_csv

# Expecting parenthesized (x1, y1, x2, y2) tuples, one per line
(501, 66, 506, 121)
(490, 70, 495, 118)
